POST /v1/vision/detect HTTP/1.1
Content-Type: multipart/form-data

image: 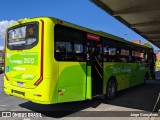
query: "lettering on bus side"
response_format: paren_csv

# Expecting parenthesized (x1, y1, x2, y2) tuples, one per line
(24, 58, 35, 64)
(140, 67, 145, 71)
(112, 68, 132, 74)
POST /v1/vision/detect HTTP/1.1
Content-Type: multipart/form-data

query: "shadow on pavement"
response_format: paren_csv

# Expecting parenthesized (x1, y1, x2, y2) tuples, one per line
(19, 99, 102, 117)
(19, 80, 160, 118)
(105, 80, 160, 111)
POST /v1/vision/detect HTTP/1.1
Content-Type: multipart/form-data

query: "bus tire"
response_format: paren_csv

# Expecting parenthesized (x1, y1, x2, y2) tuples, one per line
(105, 78, 117, 100)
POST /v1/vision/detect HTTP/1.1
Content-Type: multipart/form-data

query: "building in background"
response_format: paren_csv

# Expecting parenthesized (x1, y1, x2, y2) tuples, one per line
(132, 40, 141, 45)
(155, 50, 160, 60)
(132, 40, 153, 48)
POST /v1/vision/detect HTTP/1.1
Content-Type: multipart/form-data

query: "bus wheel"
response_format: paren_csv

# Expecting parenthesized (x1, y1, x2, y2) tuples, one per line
(105, 79, 117, 100)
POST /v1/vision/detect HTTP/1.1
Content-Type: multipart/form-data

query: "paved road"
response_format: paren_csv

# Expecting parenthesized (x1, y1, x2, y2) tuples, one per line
(0, 73, 159, 120)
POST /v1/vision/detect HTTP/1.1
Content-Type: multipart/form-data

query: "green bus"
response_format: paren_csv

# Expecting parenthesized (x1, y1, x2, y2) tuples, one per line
(4, 17, 155, 104)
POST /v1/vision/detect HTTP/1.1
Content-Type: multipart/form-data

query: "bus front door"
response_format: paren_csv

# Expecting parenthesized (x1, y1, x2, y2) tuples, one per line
(87, 41, 103, 97)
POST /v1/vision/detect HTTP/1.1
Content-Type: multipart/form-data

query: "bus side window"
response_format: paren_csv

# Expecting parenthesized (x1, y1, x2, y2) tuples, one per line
(120, 49, 129, 62)
(74, 43, 84, 61)
(54, 24, 85, 62)
(132, 51, 140, 63)
(108, 47, 116, 62)
(103, 46, 109, 62)
(55, 41, 74, 61)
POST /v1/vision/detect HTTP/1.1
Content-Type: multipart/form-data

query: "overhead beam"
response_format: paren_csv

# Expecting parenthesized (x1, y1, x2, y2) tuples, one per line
(152, 41, 159, 44)
(147, 36, 160, 39)
(90, 0, 113, 15)
(131, 22, 160, 28)
(113, 8, 160, 16)
(141, 33, 160, 35)
(141, 31, 160, 34)
(149, 38, 160, 41)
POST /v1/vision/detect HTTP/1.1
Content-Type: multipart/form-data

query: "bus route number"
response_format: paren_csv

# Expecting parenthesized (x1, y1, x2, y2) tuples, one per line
(24, 58, 34, 64)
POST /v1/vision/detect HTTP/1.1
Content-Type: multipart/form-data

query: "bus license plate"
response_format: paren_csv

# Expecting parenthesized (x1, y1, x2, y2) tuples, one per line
(17, 82, 24, 87)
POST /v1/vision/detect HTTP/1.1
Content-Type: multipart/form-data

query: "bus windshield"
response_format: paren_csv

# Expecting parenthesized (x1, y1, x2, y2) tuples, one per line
(7, 23, 38, 50)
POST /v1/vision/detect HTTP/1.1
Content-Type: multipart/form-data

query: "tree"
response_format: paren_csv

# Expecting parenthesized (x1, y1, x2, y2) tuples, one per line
(143, 42, 153, 48)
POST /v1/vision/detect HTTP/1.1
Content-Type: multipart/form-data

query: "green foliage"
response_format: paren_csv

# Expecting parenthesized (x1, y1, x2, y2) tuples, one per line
(143, 42, 153, 48)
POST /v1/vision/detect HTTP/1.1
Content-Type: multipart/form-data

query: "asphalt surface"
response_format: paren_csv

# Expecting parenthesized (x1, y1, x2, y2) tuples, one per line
(0, 72, 160, 120)
(156, 68, 160, 80)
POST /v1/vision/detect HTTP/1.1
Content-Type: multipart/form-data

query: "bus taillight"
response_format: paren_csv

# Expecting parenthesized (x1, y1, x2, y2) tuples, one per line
(34, 94, 42, 97)
(34, 20, 44, 86)
(34, 77, 43, 86)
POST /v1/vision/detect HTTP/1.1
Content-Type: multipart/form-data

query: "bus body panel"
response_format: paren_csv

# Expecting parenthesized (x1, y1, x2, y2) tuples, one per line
(5, 50, 40, 89)
(103, 62, 131, 92)
(103, 62, 149, 93)
(57, 62, 87, 103)
(130, 63, 147, 86)
(86, 66, 92, 99)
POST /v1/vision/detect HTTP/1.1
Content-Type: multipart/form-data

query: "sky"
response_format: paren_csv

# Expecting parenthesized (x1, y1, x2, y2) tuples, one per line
(0, 0, 159, 50)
